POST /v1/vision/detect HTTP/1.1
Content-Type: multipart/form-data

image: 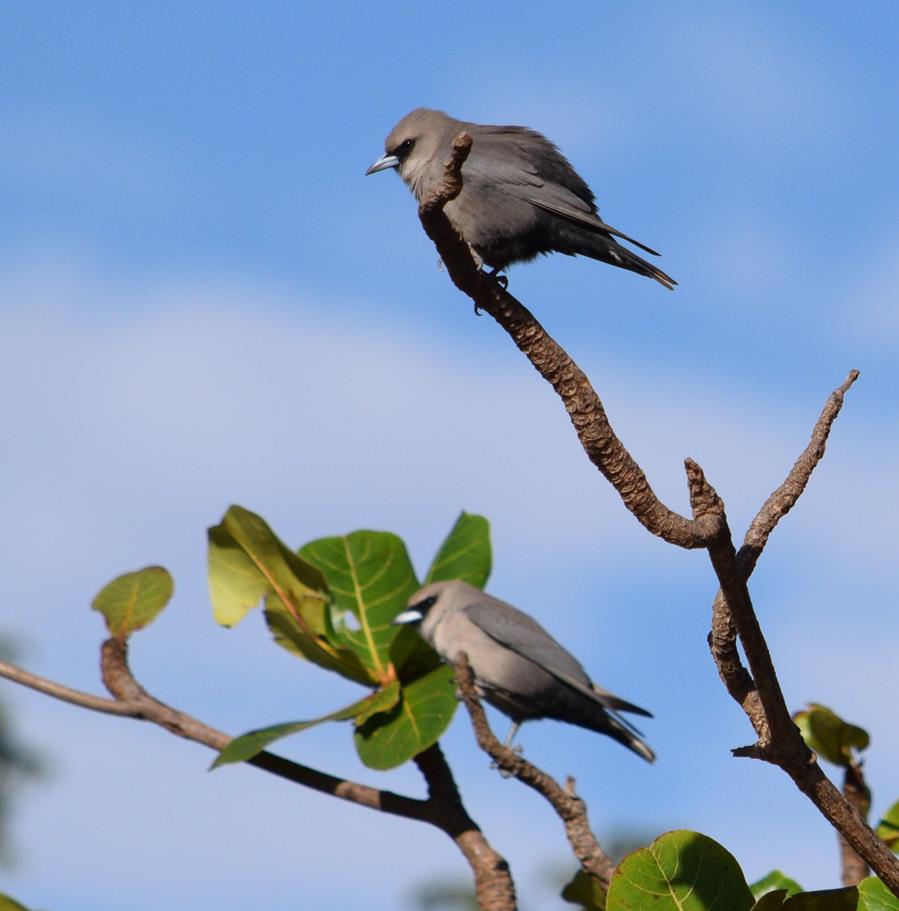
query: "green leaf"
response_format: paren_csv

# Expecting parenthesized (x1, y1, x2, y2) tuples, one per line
(752, 871, 804, 900)
(0, 895, 32, 911)
(208, 506, 373, 683)
(211, 683, 400, 768)
(263, 599, 372, 686)
(875, 799, 899, 852)
(207, 523, 272, 627)
(607, 830, 754, 911)
(753, 891, 791, 911)
(562, 870, 607, 910)
(425, 512, 492, 589)
(299, 530, 420, 681)
(858, 877, 899, 911)
(91, 566, 173, 636)
(782, 888, 858, 910)
(208, 505, 328, 627)
(752, 889, 860, 911)
(354, 663, 457, 770)
(793, 704, 869, 767)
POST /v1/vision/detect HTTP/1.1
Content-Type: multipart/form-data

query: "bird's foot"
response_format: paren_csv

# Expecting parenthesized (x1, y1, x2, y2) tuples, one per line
(490, 744, 523, 778)
(485, 267, 509, 290)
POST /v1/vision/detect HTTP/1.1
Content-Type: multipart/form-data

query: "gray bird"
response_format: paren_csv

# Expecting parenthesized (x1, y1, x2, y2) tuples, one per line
(366, 108, 676, 290)
(393, 579, 655, 762)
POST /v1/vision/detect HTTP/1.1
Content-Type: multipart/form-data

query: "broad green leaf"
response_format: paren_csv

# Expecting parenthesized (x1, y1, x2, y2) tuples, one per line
(782, 888, 858, 910)
(209, 507, 372, 683)
(561, 870, 607, 910)
(263, 600, 372, 685)
(354, 664, 457, 769)
(91, 566, 173, 636)
(793, 704, 869, 767)
(212, 683, 400, 768)
(208, 505, 328, 627)
(425, 512, 492, 588)
(0, 895, 32, 911)
(299, 530, 419, 681)
(875, 799, 899, 851)
(751, 888, 860, 911)
(858, 877, 899, 911)
(207, 523, 272, 627)
(607, 830, 754, 911)
(752, 871, 804, 899)
(753, 891, 791, 911)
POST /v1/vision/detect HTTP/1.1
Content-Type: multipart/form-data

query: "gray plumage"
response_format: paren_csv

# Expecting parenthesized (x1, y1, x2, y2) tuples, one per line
(366, 108, 676, 290)
(393, 579, 655, 762)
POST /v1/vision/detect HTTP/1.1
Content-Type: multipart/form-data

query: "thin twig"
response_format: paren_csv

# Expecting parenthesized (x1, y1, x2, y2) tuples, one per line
(709, 371, 861, 718)
(453, 653, 616, 889)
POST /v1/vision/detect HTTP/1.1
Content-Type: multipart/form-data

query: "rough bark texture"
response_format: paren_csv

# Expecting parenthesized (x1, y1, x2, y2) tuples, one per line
(454, 654, 616, 889)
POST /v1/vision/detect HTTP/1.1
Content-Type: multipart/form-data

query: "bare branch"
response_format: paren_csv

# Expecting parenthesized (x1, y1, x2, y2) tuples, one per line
(453, 653, 616, 889)
(1, 639, 519, 909)
(693, 374, 899, 895)
(709, 371, 861, 714)
(742, 369, 860, 567)
(0, 656, 134, 717)
(841, 762, 871, 887)
(415, 744, 518, 911)
(417, 132, 721, 550)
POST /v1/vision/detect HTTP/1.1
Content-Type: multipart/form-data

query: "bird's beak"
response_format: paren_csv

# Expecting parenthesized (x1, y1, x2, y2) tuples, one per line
(365, 153, 400, 176)
(392, 609, 422, 626)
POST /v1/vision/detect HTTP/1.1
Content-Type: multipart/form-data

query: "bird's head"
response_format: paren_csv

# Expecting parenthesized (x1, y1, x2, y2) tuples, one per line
(365, 108, 457, 199)
(392, 580, 449, 628)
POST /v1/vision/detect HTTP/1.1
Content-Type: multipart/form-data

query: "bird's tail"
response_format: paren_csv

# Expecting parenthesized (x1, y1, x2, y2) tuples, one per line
(585, 684, 656, 761)
(600, 712, 656, 763)
(613, 244, 677, 291)
(576, 230, 677, 290)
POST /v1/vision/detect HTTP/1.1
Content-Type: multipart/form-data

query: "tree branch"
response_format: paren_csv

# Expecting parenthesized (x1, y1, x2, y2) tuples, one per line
(416, 139, 899, 895)
(453, 653, 616, 889)
(840, 762, 871, 887)
(417, 132, 722, 550)
(697, 370, 899, 893)
(1, 640, 518, 911)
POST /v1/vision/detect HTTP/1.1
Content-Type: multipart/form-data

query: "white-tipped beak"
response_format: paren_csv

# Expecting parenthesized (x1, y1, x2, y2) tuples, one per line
(392, 609, 423, 626)
(365, 153, 400, 176)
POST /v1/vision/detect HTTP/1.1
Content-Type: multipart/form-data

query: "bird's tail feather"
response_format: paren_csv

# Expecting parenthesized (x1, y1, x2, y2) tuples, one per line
(577, 231, 677, 290)
(602, 713, 656, 763)
(614, 245, 677, 290)
(591, 684, 653, 718)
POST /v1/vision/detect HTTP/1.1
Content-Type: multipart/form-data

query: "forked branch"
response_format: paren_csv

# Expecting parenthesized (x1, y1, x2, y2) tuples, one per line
(420, 134, 899, 896)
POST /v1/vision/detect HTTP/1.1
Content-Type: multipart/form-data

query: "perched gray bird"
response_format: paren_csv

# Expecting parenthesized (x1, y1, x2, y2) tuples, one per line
(366, 108, 676, 290)
(393, 579, 655, 762)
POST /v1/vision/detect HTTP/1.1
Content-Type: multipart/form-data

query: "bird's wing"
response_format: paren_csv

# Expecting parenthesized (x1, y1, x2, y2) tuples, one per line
(522, 185, 661, 255)
(464, 601, 652, 718)
(465, 128, 661, 256)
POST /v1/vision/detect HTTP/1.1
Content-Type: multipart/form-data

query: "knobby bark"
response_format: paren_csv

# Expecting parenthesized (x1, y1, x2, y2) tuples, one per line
(418, 132, 899, 897)
(453, 653, 616, 888)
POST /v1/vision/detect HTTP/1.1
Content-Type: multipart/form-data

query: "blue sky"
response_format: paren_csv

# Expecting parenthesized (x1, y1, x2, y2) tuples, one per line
(1, 2, 897, 909)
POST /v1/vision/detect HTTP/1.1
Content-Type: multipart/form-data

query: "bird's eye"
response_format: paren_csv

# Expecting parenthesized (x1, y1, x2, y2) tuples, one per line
(413, 595, 438, 613)
(394, 138, 415, 157)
